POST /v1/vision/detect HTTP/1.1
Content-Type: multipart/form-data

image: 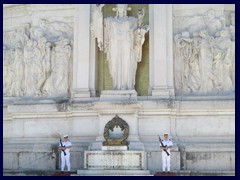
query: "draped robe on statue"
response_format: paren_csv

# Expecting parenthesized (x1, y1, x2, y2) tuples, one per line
(104, 17, 138, 90)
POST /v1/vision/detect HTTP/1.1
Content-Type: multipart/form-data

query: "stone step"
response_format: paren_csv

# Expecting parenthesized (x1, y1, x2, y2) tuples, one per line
(154, 170, 235, 176)
(3, 170, 235, 176)
(75, 169, 152, 176)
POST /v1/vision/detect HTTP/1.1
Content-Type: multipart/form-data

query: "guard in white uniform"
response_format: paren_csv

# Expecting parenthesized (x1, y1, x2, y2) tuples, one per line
(59, 134, 72, 172)
(160, 133, 173, 173)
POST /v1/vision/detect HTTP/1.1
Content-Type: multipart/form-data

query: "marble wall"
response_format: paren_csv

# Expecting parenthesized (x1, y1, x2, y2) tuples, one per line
(3, 4, 235, 174)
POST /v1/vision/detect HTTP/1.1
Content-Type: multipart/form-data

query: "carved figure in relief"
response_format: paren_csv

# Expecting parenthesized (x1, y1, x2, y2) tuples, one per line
(36, 37, 52, 94)
(204, 9, 224, 37)
(30, 26, 45, 40)
(3, 48, 15, 96)
(175, 32, 201, 93)
(174, 9, 235, 95)
(175, 32, 193, 92)
(92, 4, 149, 90)
(230, 12, 235, 26)
(187, 38, 201, 92)
(228, 13, 235, 90)
(3, 26, 29, 50)
(24, 39, 39, 96)
(15, 27, 29, 45)
(23, 39, 34, 95)
(31, 19, 73, 42)
(229, 13, 235, 41)
(11, 42, 25, 96)
(51, 38, 71, 95)
(197, 30, 214, 93)
(3, 19, 73, 98)
(213, 30, 233, 92)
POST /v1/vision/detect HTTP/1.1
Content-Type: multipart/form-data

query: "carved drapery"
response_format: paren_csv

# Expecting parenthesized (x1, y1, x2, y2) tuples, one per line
(3, 19, 73, 97)
(174, 10, 235, 95)
(91, 4, 149, 91)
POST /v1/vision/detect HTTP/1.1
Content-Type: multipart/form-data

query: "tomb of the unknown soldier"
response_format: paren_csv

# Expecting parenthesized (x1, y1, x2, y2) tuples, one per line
(3, 4, 235, 176)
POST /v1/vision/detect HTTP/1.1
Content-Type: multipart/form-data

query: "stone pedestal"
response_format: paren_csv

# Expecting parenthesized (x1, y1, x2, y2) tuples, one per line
(100, 90, 138, 101)
(75, 149, 151, 176)
(84, 150, 145, 170)
(75, 147, 151, 176)
(75, 170, 152, 176)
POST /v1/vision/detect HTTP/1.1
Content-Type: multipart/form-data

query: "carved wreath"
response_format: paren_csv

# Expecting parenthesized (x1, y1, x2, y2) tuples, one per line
(102, 115, 129, 146)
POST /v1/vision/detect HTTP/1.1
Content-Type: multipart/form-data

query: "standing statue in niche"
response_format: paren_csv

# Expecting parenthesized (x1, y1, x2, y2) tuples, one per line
(91, 4, 149, 90)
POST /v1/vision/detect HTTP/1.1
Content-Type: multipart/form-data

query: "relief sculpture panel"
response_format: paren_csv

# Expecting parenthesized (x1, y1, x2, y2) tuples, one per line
(3, 19, 73, 97)
(174, 9, 235, 95)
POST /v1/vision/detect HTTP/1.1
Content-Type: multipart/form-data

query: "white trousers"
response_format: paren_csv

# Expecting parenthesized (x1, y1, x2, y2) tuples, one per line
(162, 152, 171, 172)
(61, 152, 70, 171)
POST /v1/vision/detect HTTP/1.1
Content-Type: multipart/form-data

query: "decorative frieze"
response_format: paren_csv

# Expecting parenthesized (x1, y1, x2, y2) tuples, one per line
(3, 19, 73, 97)
(174, 9, 235, 95)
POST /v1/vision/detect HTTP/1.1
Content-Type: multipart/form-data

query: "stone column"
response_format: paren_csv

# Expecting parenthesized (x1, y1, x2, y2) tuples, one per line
(149, 4, 174, 98)
(89, 37, 98, 97)
(72, 4, 92, 98)
(89, 5, 98, 97)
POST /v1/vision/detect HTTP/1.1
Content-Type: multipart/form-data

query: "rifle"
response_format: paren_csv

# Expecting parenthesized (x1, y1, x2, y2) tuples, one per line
(59, 137, 67, 156)
(158, 135, 170, 156)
